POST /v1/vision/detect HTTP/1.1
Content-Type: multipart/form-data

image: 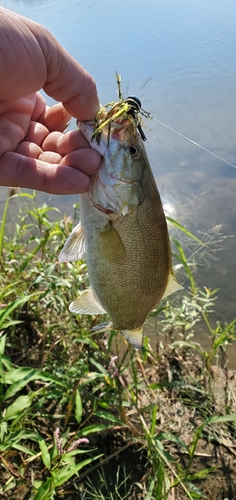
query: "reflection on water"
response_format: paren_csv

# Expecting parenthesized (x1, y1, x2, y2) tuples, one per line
(1, 0, 236, 360)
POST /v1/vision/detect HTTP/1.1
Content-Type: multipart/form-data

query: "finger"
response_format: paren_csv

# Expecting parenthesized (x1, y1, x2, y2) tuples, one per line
(39, 151, 62, 163)
(0, 9, 100, 119)
(24, 121, 49, 145)
(60, 149, 102, 176)
(0, 95, 36, 155)
(15, 141, 43, 158)
(42, 129, 90, 155)
(15, 141, 62, 163)
(0, 151, 92, 194)
(40, 103, 71, 133)
(31, 92, 47, 121)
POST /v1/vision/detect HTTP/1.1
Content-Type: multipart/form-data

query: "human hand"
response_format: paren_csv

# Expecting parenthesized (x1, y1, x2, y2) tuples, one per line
(0, 7, 102, 195)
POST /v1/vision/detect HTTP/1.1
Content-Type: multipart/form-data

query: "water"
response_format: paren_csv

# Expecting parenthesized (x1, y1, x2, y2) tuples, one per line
(1, 0, 236, 348)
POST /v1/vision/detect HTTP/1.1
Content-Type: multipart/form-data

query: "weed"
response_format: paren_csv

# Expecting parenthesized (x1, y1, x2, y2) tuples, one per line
(0, 190, 235, 499)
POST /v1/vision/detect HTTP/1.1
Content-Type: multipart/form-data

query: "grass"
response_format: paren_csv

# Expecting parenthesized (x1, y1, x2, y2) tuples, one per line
(0, 189, 236, 499)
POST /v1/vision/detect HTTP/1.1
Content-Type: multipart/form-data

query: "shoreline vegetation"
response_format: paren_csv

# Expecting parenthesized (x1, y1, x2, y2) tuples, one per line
(0, 190, 236, 499)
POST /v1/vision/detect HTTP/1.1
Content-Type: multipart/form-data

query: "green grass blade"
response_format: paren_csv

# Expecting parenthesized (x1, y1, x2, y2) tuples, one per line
(0, 192, 10, 260)
(0, 295, 35, 330)
(167, 217, 204, 245)
(172, 237, 196, 292)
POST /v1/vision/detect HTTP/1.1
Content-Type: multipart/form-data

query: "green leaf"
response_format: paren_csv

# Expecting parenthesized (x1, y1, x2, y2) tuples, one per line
(1, 355, 13, 371)
(75, 389, 83, 424)
(10, 192, 35, 200)
(12, 443, 36, 456)
(1, 320, 24, 329)
(19, 240, 47, 272)
(0, 335, 6, 355)
(4, 394, 33, 420)
(63, 449, 91, 459)
(150, 405, 157, 436)
(54, 455, 102, 487)
(0, 335, 6, 385)
(79, 424, 110, 436)
(157, 432, 188, 451)
(185, 481, 207, 498)
(171, 340, 204, 357)
(187, 467, 217, 481)
(33, 478, 53, 500)
(9, 429, 39, 444)
(204, 414, 236, 426)
(145, 478, 155, 500)
(94, 410, 122, 425)
(4, 367, 65, 400)
(38, 436, 51, 470)
(89, 358, 108, 374)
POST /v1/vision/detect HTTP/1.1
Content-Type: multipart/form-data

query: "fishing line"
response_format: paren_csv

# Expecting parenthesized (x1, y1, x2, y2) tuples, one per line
(151, 116, 236, 170)
(115, 75, 236, 170)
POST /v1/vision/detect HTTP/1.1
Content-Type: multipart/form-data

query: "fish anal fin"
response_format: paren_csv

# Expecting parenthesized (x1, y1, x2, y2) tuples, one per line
(162, 273, 183, 300)
(69, 288, 106, 315)
(120, 327, 143, 350)
(59, 222, 85, 262)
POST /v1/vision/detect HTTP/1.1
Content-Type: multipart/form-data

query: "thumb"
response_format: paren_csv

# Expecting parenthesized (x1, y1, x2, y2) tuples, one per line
(21, 18, 100, 120)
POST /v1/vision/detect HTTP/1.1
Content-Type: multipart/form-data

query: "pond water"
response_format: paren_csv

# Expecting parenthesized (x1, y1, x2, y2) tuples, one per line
(1, 0, 236, 354)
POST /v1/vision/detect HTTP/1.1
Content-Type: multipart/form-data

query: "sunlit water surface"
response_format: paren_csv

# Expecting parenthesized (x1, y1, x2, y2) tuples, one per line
(1, 0, 236, 362)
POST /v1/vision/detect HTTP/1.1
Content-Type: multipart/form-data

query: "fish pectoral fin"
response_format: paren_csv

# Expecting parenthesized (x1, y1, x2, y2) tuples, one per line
(100, 221, 126, 261)
(162, 273, 183, 300)
(120, 327, 143, 350)
(59, 222, 85, 262)
(69, 288, 106, 315)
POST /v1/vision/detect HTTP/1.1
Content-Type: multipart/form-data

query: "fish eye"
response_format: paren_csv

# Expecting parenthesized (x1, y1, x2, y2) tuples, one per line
(129, 145, 141, 159)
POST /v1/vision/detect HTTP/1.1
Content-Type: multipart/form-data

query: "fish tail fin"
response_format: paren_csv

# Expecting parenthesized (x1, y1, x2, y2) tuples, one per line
(91, 323, 143, 350)
(120, 327, 143, 350)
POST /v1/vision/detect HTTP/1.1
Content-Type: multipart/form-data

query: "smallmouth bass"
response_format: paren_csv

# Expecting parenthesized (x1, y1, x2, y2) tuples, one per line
(59, 94, 182, 349)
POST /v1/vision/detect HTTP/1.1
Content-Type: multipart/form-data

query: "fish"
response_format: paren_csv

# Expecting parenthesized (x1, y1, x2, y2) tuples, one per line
(59, 93, 182, 349)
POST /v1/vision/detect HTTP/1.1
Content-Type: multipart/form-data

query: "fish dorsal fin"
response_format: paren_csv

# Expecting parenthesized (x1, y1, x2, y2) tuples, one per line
(59, 222, 85, 262)
(69, 288, 106, 315)
(162, 273, 183, 300)
(120, 327, 143, 350)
